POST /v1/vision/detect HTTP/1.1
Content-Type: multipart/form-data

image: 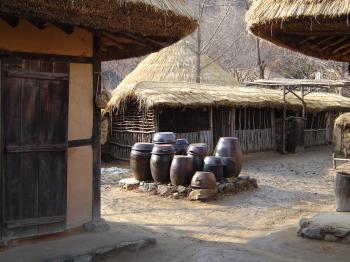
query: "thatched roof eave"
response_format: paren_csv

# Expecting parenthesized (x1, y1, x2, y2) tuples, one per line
(106, 81, 350, 114)
(246, 0, 350, 62)
(0, 0, 198, 60)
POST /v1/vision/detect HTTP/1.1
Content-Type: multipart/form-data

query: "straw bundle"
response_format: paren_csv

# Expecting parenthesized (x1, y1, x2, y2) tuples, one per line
(335, 113, 350, 130)
(107, 80, 350, 113)
(95, 89, 112, 109)
(113, 40, 237, 91)
(246, 0, 350, 61)
(101, 117, 109, 145)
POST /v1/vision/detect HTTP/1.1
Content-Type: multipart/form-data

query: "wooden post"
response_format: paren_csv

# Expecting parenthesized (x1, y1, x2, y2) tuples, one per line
(0, 58, 3, 244)
(92, 37, 102, 222)
(210, 107, 213, 151)
(271, 108, 276, 150)
(283, 86, 287, 154)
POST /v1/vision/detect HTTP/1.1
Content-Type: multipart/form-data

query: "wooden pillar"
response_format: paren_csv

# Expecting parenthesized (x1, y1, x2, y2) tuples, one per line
(92, 36, 102, 221)
(282, 86, 287, 154)
(210, 107, 213, 151)
(0, 58, 3, 245)
(271, 108, 276, 150)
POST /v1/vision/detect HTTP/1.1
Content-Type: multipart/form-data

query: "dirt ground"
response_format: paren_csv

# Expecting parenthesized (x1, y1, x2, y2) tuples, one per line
(101, 147, 350, 262)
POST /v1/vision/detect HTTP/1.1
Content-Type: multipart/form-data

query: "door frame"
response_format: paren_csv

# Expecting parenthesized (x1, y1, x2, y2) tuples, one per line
(0, 57, 4, 244)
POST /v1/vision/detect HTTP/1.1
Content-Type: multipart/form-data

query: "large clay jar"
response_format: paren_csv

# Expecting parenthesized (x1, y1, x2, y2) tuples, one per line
(187, 143, 209, 172)
(170, 155, 194, 186)
(191, 171, 217, 190)
(214, 137, 243, 177)
(335, 172, 350, 212)
(203, 156, 224, 182)
(175, 138, 189, 155)
(150, 144, 175, 183)
(221, 157, 236, 178)
(153, 132, 176, 145)
(130, 143, 154, 181)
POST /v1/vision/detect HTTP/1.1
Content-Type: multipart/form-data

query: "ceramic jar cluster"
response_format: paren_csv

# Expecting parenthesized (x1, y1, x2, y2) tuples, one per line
(130, 132, 244, 190)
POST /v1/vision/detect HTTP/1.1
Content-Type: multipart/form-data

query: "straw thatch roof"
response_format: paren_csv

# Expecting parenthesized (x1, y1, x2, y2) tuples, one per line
(106, 80, 350, 113)
(246, 0, 350, 61)
(0, 0, 197, 60)
(113, 40, 237, 90)
(335, 113, 350, 129)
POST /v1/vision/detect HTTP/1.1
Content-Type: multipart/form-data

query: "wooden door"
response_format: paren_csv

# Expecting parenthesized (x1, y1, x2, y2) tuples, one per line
(1, 57, 69, 240)
(212, 107, 231, 147)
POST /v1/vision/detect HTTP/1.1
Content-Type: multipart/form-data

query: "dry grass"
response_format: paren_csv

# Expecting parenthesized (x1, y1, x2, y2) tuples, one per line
(246, 0, 350, 27)
(113, 41, 237, 91)
(245, 0, 350, 61)
(0, 0, 197, 38)
(106, 80, 350, 113)
(335, 112, 350, 129)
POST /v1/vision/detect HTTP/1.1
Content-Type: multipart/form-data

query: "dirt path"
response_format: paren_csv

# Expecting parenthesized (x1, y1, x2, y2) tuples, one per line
(101, 147, 350, 262)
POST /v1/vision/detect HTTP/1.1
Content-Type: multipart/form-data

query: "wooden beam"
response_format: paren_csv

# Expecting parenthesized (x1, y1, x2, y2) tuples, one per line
(0, 15, 19, 27)
(121, 32, 171, 48)
(332, 42, 350, 54)
(100, 36, 124, 49)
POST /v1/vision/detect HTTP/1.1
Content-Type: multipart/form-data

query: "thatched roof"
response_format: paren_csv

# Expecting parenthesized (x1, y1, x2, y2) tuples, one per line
(335, 113, 350, 129)
(246, 0, 350, 62)
(0, 0, 197, 60)
(114, 40, 237, 90)
(106, 81, 350, 113)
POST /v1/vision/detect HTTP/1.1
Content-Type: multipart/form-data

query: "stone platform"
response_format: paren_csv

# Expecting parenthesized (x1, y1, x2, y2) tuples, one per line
(298, 212, 350, 243)
(118, 176, 258, 201)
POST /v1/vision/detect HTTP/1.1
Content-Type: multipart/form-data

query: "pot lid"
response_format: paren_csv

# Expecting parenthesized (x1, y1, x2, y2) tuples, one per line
(187, 143, 208, 156)
(153, 132, 176, 144)
(151, 144, 176, 155)
(176, 138, 189, 146)
(132, 143, 154, 152)
(204, 156, 223, 166)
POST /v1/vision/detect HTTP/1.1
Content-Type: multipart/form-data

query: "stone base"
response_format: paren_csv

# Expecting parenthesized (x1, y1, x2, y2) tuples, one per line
(118, 176, 258, 201)
(47, 237, 156, 262)
(298, 212, 350, 243)
(84, 218, 110, 233)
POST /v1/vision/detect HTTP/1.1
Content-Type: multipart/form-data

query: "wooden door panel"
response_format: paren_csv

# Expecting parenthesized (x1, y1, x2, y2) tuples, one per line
(21, 79, 40, 145)
(40, 80, 68, 144)
(1, 58, 68, 240)
(38, 152, 66, 218)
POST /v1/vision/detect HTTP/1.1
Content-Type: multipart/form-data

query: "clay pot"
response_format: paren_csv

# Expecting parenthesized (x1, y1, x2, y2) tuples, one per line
(191, 172, 217, 190)
(153, 132, 176, 144)
(150, 144, 175, 183)
(203, 156, 224, 182)
(221, 157, 236, 178)
(175, 138, 189, 155)
(187, 143, 209, 172)
(335, 172, 350, 212)
(170, 155, 194, 186)
(214, 137, 243, 177)
(130, 143, 154, 181)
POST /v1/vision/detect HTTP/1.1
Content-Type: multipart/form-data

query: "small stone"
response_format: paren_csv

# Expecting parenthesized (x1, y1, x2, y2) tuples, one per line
(119, 178, 140, 191)
(299, 218, 311, 229)
(173, 192, 180, 199)
(157, 185, 175, 196)
(301, 228, 324, 240)
(218, 183, 227, 194)
(73, 255, 93, 262)
(333, 228, 350, 238)
(177, 185, 187, 194)
(188, 189, 218, 201)
(148, 183, 157, 191)
(324, 234, 338, 242)
(342, 235, 350, 244)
